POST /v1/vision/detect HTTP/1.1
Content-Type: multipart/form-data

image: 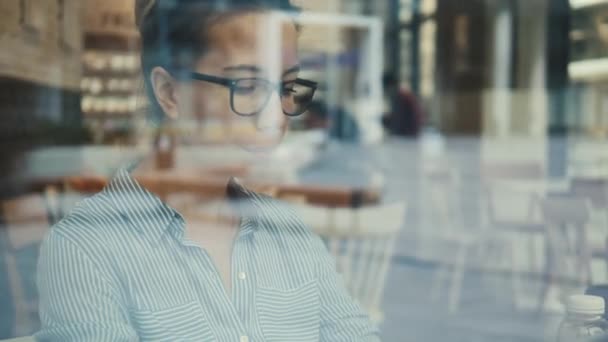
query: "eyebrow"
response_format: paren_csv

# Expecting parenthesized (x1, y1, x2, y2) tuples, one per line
(222, 64, 301, 76)
(283, 65, 301, 75)
(223, 65, 262, 73)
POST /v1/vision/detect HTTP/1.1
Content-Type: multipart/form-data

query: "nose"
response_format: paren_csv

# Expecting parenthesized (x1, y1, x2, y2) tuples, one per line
(255, 91, 285, 134)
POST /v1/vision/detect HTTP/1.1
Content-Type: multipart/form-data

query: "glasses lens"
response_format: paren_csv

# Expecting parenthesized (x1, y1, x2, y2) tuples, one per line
(232, 79, 273, 116)
(282, 81, 316, 116)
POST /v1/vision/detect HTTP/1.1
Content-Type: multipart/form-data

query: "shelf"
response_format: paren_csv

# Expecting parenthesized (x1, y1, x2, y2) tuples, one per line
(84, 111, 138, 119)
(83, 89, 139, 97)
(570, 0, 608, 9)
(569, 58, 608, 81)
(85, 32, 140, 51)
(83, 68, 140, 78)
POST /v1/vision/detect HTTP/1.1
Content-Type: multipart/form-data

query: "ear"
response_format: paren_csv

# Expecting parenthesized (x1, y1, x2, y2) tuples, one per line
(150, 67, 180, 120)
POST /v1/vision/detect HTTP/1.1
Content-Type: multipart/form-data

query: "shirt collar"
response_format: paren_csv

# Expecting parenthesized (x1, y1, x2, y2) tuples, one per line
(103, 168, 262, 244)
(226, 176, 262, 233)
(103, 167, 177, 244)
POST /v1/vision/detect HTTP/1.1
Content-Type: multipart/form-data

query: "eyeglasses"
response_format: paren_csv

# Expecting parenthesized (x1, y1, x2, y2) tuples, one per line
(186, 72, 318, 117)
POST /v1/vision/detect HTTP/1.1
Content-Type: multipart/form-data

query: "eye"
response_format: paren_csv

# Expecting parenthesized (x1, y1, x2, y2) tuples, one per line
(234, 79, 261, 95)
(281, 87, 296, 96)
(281, 80, 297, 96)
(234, 84, 256, 94)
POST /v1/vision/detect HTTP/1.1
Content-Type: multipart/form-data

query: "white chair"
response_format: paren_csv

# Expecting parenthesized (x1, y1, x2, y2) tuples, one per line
(540, 195, 594, 311)
(1, 192, 54, 337)
(422, 166, 482, 314)
(480, 179, 558, 311)
(571, 178, 608, 269)
(292, 202, 407, 324)
(478, 163, 559, 310)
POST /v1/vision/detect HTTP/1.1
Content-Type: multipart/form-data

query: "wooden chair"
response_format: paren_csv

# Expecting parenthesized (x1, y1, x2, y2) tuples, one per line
(539, 195, 593, 311)
(1, 192, 55, 336)
(292, 202, 407, 324)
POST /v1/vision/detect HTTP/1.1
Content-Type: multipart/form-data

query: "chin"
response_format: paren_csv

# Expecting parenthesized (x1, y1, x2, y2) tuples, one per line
(235, 133, 284, 153)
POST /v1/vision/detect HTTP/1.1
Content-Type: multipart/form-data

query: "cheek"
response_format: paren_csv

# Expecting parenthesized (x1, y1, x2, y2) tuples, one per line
(279, 118, 289, 135)
(228, 116, 289, 146)
(178, 84, 232, 122)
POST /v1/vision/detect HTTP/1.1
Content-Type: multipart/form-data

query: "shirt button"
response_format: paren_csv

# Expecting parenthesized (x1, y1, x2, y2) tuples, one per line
(240, 335, 249, 342)
(238, 271, 247, 280)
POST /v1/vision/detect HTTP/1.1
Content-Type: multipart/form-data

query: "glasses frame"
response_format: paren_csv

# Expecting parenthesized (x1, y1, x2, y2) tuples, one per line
(186, 71, 318, 117)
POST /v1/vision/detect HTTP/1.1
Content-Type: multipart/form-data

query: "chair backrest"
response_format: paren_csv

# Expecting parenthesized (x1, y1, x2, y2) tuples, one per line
(571, 178, 608, 209)
(481, 162, 544, 181)
(293, 202, 407, 319)
(479, 162, 545, 230)
(420, 165, 463, 234)
(541, 194, 591, 225)
(483, 179, 546, 226)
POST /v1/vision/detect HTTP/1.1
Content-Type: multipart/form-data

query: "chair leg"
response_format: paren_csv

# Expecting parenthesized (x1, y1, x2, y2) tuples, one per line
(528, 234, 538, 276)
(510, 237, 522, 310)
(476, 237, 498, 296)
(605, 237, 608, 282)
(5, 254, 32, 337)
(577, 229, 592, 286)
(583, 248, 593, 286)
(448, 245, 468, 314)
(431, 262, 450, 303)
(539, 235, 558, 314)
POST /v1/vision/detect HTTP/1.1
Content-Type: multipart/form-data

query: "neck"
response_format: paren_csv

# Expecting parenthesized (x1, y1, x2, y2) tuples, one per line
(129, 153, 234, 210)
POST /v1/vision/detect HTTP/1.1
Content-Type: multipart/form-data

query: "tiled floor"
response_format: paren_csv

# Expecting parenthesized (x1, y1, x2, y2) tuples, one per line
(380, 257, 555, 341)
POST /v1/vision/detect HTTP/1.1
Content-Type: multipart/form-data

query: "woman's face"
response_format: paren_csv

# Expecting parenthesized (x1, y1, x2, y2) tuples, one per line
(174, 12, 299, 155)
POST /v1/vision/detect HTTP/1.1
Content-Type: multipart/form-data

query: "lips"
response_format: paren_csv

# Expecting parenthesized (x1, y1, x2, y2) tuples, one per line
(240, 143, 279, 155)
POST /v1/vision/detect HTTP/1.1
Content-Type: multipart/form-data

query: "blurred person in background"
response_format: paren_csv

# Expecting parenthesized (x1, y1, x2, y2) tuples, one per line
(382, 72, 423, 137)
(34, 0, 379, 341)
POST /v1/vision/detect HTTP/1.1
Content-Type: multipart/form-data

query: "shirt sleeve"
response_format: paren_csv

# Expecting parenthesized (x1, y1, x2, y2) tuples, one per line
(311, 234, 382, 342)
(35, 232, 138, 342)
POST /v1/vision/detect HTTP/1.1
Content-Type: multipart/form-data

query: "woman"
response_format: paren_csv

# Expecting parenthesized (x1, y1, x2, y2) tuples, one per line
(36, 0, 379, 341)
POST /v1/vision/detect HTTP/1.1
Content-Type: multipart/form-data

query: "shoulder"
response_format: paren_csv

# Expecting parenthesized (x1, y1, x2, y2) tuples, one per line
(46, 191, 132, 258)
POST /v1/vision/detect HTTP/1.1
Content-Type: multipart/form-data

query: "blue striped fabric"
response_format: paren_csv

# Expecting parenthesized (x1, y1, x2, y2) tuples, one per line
(35, 168, 380, 341)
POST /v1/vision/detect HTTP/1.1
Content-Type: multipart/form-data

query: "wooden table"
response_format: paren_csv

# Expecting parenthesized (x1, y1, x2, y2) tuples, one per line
(64, 168, 381, 208)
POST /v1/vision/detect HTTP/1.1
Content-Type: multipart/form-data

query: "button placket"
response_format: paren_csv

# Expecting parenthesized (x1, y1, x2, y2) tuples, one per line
(232, 232, 255, 332)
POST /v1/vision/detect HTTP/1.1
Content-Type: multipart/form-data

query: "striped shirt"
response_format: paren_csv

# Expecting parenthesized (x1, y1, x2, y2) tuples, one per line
(35, 167, 379, 341)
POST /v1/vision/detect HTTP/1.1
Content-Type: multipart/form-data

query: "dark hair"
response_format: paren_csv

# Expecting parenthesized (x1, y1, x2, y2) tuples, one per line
(135, 0, 300, 123)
